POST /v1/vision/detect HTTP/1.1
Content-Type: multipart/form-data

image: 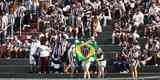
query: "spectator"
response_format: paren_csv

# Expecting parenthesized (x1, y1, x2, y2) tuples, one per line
(7, 5, 15, 38)
(101, 6, 112, 27)
(14, 3, 26, 32)
(91, 15, 102, 38)
(1, 0, 160, 79)
(0, 11, 8, 45)
(38, 37, 51, 74)
(149, 4, 160, 16)
(50, 34, 64, 73)
(65, 44, 76, 73)
(96, 47, 106, 78)
(29, 35, 40, 73)
(128, 45, 140, 80)
(22, 39, 30, 58)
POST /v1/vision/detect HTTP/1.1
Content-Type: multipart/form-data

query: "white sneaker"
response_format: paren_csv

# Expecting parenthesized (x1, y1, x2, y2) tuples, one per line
(155, 64, 158, 67)
(120, 71, 128, 73)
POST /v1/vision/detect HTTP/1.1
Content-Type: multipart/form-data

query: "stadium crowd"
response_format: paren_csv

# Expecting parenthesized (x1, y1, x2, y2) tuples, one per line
(0, 0, 106, 79)
(0, 0, 160, 79)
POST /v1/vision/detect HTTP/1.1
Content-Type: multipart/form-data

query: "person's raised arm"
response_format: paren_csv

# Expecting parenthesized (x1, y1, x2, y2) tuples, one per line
(107, 7, 112, 20)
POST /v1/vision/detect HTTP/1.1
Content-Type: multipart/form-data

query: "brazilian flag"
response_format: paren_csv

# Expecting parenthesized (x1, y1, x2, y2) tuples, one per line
(75, 41, 97, 62)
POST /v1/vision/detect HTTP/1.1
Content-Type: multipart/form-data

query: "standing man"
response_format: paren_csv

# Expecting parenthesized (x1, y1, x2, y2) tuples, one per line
(7, 5, 15, 38)
(14, 3, 26, 33)
(38, 38, 51, 74)
(0, 11, 8, 45)
(29, 35, 40, 73)
(65, 44, 76, 73)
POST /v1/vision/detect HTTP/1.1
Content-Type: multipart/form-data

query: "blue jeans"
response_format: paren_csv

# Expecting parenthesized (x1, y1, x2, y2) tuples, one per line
(102, 16, 108, 27)
(68, 15, 76, 26)
(0, 31, 6, 45)
(63, 0, 71, 6)
(144, 2, 150, 9)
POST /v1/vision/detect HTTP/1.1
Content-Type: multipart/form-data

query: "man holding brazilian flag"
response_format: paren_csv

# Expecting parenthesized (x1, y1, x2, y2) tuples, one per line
(74, 38, 98, 79)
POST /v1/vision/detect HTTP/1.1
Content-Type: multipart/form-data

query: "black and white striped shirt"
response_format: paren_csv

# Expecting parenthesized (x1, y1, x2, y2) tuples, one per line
(15, 6, 26, 17)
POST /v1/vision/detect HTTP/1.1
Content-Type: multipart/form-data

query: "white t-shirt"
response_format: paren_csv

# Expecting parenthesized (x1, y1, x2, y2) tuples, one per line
(39, 45, 50, 57)
(30, 40, 40, 55)
(15, 6, 26, 17)
(130, 2, 135, 8)
(1, 15, 8, 31)
(133, 12, 144, 26)
(85, 0, 91, 4)
(134, 51, 139, 58)
(133, 31, 140, 39)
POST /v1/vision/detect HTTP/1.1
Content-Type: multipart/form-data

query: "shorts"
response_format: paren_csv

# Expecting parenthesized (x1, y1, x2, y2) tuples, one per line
(98, 60, 106, 67)
(82, 61, 91, 70)
(130, 60, 139, 68)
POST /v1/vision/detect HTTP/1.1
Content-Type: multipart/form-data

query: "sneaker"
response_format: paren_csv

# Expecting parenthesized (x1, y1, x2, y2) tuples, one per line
(120, 71, 128, 73)
(6, 57, 11, 60)
(155, 64, 158, 67)
(38, 72, 42, 74)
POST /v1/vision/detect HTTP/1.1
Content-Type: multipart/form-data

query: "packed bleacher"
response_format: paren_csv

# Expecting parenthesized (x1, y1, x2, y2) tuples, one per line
(0, 0, 160, 79)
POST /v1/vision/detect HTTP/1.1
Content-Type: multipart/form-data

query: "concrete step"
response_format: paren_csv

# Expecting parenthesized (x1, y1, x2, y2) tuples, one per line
(141, 65, 160, 73)
(106, 60, 160, 73)
(0, 73, 159, 78)
(0, 58, 29, 65)
(0, 59, 159, 74)
(100, 31, 113, 34)
(99, 33, 112, 38)
(96, 39, 112, 44)
(0, 65, 30, 73)
(104, 52, 118, 60)
(100, 45, 122, 52)
(96, 37, 147, 45)
(0, 64, 159, 74)
(99, 36, 111, 41)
